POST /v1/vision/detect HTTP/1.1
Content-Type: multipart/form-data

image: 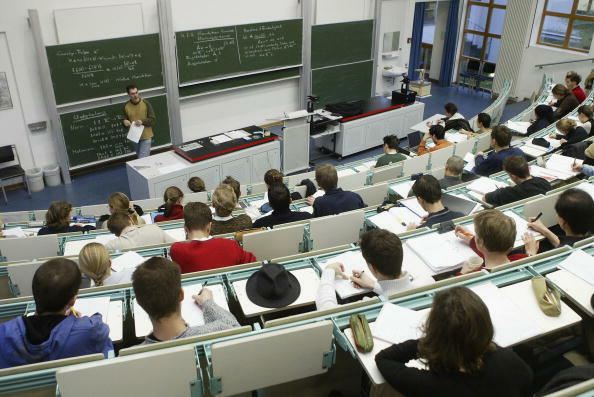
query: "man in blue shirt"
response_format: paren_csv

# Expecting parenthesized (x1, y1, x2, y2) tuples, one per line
(0, 258, 113, 368)
(307, 164, 365, 217)
(254, 183, 312, 228)
(411, 175, 464, 228)
(473, 125, 524, 176)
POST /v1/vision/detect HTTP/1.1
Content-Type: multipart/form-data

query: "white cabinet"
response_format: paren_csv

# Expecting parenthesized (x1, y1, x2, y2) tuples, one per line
(222, 156, 252, 183)
(154, 174, 189, 198)
(251, 149, 280, 182)
(187, 166, 221, 193)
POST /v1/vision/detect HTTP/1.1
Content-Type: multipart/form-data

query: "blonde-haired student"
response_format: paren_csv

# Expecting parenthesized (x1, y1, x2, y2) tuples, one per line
(78, 242, 135, 286)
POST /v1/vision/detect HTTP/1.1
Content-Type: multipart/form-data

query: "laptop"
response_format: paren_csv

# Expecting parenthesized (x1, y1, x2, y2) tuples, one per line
(407, 131, 423, 151)
(441, 193, 482, 216)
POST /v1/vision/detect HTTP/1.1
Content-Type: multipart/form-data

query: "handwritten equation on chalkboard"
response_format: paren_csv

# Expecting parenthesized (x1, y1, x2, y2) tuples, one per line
(46, 34, 163, 104)
(176, 20, 302, 84)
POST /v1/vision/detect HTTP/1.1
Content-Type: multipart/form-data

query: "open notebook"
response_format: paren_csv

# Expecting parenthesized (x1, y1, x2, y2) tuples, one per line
(530, 154, 584, 181)
(368, 207, 421, 235)
(466, 177, 508, 195)
(405, 230, 476, 273)
(558, 249, 594, 286)
(318, 251, 376, 299)
(110, 251, 146, 273)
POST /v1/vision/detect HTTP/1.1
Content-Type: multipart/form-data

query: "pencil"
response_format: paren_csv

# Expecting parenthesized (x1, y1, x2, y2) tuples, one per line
(534, 212, 543, 221)
(198, 280, 209, 295)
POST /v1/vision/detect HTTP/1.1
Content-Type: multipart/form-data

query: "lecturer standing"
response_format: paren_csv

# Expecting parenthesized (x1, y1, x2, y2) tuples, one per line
(122, 84, 156, 158)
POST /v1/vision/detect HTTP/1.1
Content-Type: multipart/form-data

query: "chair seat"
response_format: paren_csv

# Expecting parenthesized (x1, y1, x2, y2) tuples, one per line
(0, 165, 25, 180)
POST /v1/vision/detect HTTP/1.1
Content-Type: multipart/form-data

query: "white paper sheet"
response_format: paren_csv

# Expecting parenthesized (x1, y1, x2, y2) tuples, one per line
(406, 231, 476, 272)
(354, 160, 377, 172)
(505, 121, 531, 135)
(95, 234, 117, 245)
(126, 124, 144, 143)
(575, 182, 594, 200)
(368, 207, 421, 234)
(400, 197, 428, 218)
(111, 251, 146, 273)
(445, 131, 468, 144)
(299, 206, 314, 214)
(372, 303, 426, 345)
(392, 180, 415, 198)
(141, 214, 153, 224)
(466, 177, 508, 195)
(3, 227, 27, 238)
(73, 296, 110, 320)
(410, 114, 445, 134)
(224, 130, 250, 139)
(545, 154, 583, 179)
(211, 134, 232, 144)
(318, 251, 376, 298)
(559, 250, 594, 286)
(470, 282, 542, 347)
(520, 144, 551, 158)
(463, 152, 476, 172)
(337, 168, 357, 177)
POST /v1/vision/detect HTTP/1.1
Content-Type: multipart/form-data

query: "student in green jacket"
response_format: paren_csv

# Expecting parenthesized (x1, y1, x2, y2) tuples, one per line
(375, 135, 406, 168)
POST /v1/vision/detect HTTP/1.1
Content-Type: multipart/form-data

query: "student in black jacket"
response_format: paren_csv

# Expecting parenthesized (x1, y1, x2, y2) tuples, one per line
(307, 164, 365, 217)
(410, 175, 464, 228)
(577, 105, 593, 136)
(524, 188, 594, 254)
(550, 84, 579, 120)
(484, 155, 551, 206)
(527, 105, 554, 135)
(253, 183, 312, 228)
(549, 119, 588, 149)
(375, 286, 533, 397)
(38, 201, 96, 235)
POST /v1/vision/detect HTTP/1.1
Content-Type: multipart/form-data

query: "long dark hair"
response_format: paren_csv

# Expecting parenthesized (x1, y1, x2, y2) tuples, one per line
(534, 104, 555, 124)
(45, 201, 72, 230)
(418, 286, 496, 375)
(162, 186, 183, 217)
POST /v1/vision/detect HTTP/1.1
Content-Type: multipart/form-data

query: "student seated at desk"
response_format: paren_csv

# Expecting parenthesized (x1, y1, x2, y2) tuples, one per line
(253, 183, 312, 229)
(484, 156, 551, 207)
(306, 164, 365, 217)
(574, 163, 594, 176)
(566, 72, 586, 103)
(0, 258, 113, 368)
(439, 156, 464, 189)
(577, 105, 593, 136)
(527, 105, 555, 135)
(472, 126, 524, 176)
(315, 229, 432, 310)
(439, 102, 471, 132)
(97, 192, 144, 229)
(154, 186, 184, 223)
(375, 135, 406, 167)
(461, 112, 491, 137)
(417, 125, 454, 155)
(37, 201, 96, 235)
(550, 84, 579, 121)
(79, 242, 135, 286)
(259, 169, 302, 213)
(170, 202, 256, 273)
(524, 189, 594, 255)
(132, 257, 239, 344)
(410, 175, 464, 228)
(455, 210, 528, 274)
(105, 211, 176, 251)
(188, 176, 205, 193)
(549, 119, 588, 150)
(210, 184, 252, 235)
(375, 286, 533, 397)
(222, 175, 242, 205)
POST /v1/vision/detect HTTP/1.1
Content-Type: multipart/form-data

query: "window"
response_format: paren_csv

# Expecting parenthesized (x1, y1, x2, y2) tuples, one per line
(457, 0, 507, 91)
(420, 2, 437, 78)
(537, 0, 594, 52)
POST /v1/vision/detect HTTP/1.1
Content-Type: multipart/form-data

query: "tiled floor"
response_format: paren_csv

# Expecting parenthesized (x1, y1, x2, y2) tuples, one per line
(2, 85, 530, 212)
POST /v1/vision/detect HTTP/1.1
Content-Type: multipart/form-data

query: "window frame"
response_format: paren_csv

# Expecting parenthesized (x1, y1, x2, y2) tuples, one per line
(537, 0, 594, 53)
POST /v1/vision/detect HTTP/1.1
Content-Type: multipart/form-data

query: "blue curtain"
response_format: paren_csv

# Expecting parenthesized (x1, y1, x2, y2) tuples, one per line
(408, 2, 425, 82)
(438, 0, 461, 87)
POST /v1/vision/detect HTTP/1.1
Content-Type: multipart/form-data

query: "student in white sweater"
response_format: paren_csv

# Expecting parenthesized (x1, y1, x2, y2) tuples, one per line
(78, 242, 135, 286)
(315, 229, 433, 310)
(105, 210, 176, 252)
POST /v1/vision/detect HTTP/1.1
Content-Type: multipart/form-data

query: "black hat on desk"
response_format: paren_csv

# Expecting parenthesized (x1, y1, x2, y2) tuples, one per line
(246, 263, 301, 308)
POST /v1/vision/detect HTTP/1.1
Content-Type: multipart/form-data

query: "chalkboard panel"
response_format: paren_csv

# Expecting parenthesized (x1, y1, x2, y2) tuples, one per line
(311, 61, 373, 107)
(46, 34, 164, 105)
(311, 20, 374, 69)
(179, 67, 299, 97)
(176, 19, 302, 84)
(60, 95, 170, 167)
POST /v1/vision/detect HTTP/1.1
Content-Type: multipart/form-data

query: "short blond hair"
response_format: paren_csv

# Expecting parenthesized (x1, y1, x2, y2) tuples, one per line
(212, 184, 237, 217)
(556, 119, 578, 133)
(78, 243, 111, 286)
(473, 210, 516, 253)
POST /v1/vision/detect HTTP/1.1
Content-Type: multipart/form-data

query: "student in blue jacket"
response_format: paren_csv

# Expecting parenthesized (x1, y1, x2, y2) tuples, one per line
(0, 258, 113, 368)
(472, 126, 525, 176)
(307, 164, 365, 217)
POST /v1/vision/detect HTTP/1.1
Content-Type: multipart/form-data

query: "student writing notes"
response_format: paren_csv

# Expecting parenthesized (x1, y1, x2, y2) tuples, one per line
(105, 210, 176, 251)
(170, 202, 256, 273)
(0, 258, 113, 368)
(375, 286, 533, 397)
(410, 175, 464, 228)
(306, 164, 365, 217)
(253, 183, 312, 228)
(132, 257, 239, 344)
(472, 125, 524, 176)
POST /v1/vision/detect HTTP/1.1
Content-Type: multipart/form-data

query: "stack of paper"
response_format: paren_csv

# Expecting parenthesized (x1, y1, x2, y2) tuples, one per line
(211, 134, 232, 144)
(400, 197, 428, 218)
(575, 182, 594, 200)
(372, 303, 427, 344)
(111, 251, 147, 272)
(519, 143, 552, 158)
(3, 227, 27, 238)
(445, 131, 468, 144)
(505, 121, 532, 135)
(470, 282, 542, 347)
(126, 124, 144, 143)
(354, 160, 377, 172)
(466, 177, 508, 195)
(463, 152, 476, 172)
(224, 130, 250, 139)
(392, 180, 415, 198)
(318, 251, 375, 298)
(337, 168, 357, 177)
(73, 296, 111, 320)
(544, 154, 583, 180)
(368, 207, 421, 234)
(406, 231, 476, 273)
(558, 250, 594, 286)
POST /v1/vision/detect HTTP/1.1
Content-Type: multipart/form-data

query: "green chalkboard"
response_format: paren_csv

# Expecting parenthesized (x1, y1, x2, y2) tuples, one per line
(312, 61, 374, 107)
(46, 34, 164, 105)
(311, 20, 374, 69)
(179, 67, 300, 97)
(176, 19, 302, 84)
(60, 95, 170, 168)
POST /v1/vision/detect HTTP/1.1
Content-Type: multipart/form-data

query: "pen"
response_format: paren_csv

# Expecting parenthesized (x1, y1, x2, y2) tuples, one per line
(198, 280, 209, 295)
(459, 231, 474, 238)
(533, 212, 543, 221)
(70, 307, 80, 318)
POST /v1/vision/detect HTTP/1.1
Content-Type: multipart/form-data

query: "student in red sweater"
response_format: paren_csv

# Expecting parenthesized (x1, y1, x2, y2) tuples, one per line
(566, 72, 586, 103)
(170, 202, 256, 274)
(454, 210, 527, 274)
(154, 186, 184, 223)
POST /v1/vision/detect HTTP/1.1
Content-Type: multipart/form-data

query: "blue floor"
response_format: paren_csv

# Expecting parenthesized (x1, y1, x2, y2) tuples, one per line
(2, 86, 530, 212)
